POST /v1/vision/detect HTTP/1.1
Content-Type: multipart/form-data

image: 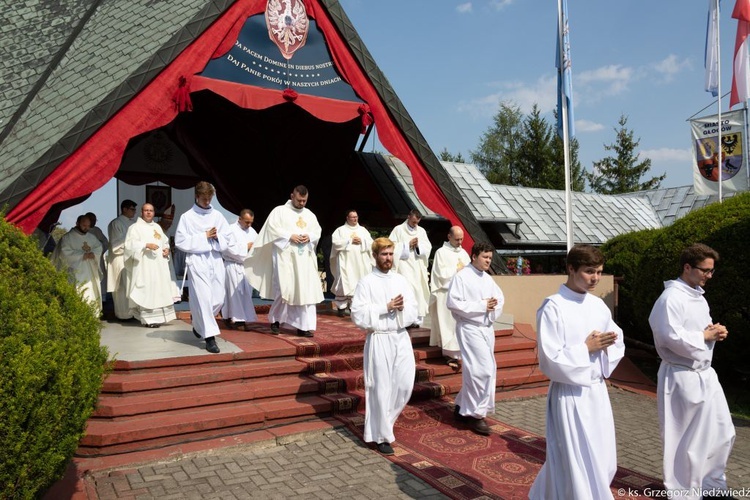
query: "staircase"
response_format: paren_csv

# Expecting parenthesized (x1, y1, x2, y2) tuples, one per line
(77, 313, 547, 458)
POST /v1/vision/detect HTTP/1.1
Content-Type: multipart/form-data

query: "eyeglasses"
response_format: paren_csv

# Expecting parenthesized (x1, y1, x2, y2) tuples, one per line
(693, 266, 715, 276)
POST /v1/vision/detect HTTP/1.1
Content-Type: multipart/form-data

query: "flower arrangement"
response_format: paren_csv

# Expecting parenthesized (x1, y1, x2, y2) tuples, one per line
(506, 256, 531, 275)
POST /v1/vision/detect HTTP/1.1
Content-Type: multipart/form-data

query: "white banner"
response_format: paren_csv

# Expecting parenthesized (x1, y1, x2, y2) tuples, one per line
(690, 109, 750, 195)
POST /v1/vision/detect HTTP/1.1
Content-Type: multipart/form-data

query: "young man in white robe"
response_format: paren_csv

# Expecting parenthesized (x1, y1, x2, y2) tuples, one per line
(529, 244, 625, 500)
(648, 243, 734, 500)
(175, 182, 232, 354)
(429, 226, 470, 369)
(388, 209, 431, 327)
(446, 242, 504, 436)
(52, 214, 104, 316)
(107, 200, 137, 320)
(329, 209, 374, 316)
(351, 237, 418, 456)
(221, 209, 258, 330)
(245, 185, 323, 337)
(124, 203, 177, 328)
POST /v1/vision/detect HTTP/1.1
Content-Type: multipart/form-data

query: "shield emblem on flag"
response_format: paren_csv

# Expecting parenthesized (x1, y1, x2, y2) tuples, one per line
(265, 0, 309, 60)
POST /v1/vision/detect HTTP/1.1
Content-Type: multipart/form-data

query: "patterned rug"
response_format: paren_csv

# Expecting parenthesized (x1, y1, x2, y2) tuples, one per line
(335, 399, 664, 500)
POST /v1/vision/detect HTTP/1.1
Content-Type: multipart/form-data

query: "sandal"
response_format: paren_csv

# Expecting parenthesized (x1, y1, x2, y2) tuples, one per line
(446, 357, 461, 370)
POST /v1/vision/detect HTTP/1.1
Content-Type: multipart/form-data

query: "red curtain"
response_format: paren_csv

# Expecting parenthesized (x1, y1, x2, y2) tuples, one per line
(8, 0, 472, 248)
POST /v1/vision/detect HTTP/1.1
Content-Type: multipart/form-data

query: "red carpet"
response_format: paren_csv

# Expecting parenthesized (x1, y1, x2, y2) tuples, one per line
(335, 399, 664, 500)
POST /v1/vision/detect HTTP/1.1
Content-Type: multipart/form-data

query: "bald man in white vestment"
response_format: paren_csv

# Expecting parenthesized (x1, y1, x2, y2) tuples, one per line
(388, 209, 431, 327)
(124, 204, 176, 328)
(175, 182, 231, 354)
(329, 209, 374, 316)
(52, 214, 103, 316)
(429, 226, 470, 369)
(529, 244, 624, 500)
(221, 209, 258, 329)
(245, 185, 323, 337)
(649, 243, 734, 500)
(447, 242, 503, 436)
(351, 237, 418, 457)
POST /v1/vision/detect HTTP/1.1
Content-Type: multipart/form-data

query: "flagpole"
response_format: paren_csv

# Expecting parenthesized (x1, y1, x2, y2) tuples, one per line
(558, 0, 573, 252)
(716, 0, 724, 202)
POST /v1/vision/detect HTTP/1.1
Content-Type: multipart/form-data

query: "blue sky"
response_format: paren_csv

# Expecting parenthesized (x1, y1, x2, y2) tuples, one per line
(61, 0, 743, 228)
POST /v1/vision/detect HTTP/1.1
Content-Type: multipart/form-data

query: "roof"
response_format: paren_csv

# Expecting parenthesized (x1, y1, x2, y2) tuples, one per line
(622, 185, 737, 227)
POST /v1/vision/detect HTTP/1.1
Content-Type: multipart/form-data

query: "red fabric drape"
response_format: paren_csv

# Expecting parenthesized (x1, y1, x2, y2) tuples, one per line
(8, 0, 473, 248)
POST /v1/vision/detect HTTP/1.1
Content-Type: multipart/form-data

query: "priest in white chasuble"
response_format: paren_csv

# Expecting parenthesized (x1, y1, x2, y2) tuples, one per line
(329, 209, 374, 316)
(388, 209, 431, 327)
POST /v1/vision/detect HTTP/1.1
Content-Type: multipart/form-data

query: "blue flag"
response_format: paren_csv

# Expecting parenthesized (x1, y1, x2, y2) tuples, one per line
(556, 0, 575, 139)
(705, 0, 721, 96)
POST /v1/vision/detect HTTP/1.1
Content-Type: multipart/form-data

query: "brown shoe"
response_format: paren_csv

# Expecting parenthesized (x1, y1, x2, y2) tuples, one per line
(471, 417, 491, 436)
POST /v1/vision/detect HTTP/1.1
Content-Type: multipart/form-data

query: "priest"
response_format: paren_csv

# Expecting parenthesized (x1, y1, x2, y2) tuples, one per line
(329, 209, 374, 316)
(124, 203, 177, 328)
(106, 199, 137, 319)
(245, 185, 323, 337)
(221, 209, 258, 329)
(388, 209, 431, 327)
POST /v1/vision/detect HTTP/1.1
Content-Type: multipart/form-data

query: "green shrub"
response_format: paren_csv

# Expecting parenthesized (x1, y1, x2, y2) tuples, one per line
(0, 216, 109, 499)
(603, 192, 750, 376)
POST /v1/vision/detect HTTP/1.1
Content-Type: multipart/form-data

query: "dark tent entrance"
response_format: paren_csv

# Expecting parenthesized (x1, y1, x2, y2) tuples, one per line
(116, 89, 409, 234)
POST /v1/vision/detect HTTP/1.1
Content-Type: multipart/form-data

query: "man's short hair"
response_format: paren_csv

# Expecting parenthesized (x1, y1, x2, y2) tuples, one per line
(293, 185, 308, 196)
(372, 237, 395, 255)
(680, 243, 719, 268)
(76, 214, 92, 226)
(120, 199, 136, 211)
(408, 209, 422, 218)
(239, 209, 254, 217)
(566, 244, 604, 271)
(195, 181, 215, 197)
(470, 241, 494, 259)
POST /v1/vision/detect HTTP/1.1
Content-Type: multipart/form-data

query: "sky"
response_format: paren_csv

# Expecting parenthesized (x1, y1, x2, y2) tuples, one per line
(60, 0, 743, 228)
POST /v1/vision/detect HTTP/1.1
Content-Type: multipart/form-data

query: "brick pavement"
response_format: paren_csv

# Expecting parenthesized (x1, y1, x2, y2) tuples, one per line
(84, 386, 750, 499)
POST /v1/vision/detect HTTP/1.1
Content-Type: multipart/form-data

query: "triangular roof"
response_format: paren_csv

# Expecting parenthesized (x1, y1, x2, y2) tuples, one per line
(1, 0, 493, 261)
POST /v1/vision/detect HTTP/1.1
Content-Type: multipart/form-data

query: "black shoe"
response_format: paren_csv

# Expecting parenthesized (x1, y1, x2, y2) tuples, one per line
(146, 323, 160, 328)
(192, 328, 201, 339)
(297, 329, 314, 338)
(337, 308, 345, 317)
(406, 323, 420, 329)
(454, 405, 468, 422)
(471, 417, 491, 436)
(205, 336, 220, 354)
(270, 321, 280, 334)
(376, 442, 394, 455)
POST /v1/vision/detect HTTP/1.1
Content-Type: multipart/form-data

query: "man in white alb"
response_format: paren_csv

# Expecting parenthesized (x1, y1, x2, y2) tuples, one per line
(351, 237, 418, 456)
(429, 226, 470, 369)
(447, 242, 504, 436)
(175, 181, 232, 354)
(52, 214, 104, 316)
(124, 203, 177, 328)
(107, 200, 137, 319)
(222, 209, 258, 330)
(245, 185, 323, 337)
(529, 244, 624, 500)
(388, 209, 431, 327)
(649, 243, 734, 500)
(329, 209, 373, 317)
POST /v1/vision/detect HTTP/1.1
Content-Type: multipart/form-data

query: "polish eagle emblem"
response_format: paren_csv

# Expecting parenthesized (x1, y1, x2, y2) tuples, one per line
(265, 0, 309, 60)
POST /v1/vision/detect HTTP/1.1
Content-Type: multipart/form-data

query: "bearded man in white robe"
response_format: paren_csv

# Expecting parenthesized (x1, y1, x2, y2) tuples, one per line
(388, 209, 431, 327)
(175, 182, 231, 354)
(648, 243, 734, 500)
(529, 244, 624, 500)
(221, 209, 258, 329)
(107, 200, 137, 319)
(429, 226, 470, 369)
(245, 185, 323, 337)
(351, 237, 418, 456)
(447, 242, 504, 436)
(124, 203, 177, 327)
(329, 209, 374, 316)
(52, 214, 103, 316)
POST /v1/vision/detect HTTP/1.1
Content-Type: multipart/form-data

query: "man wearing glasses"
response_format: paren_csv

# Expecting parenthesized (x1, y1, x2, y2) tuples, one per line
(649, 243, 735, 499)
(107, 199, 138, 320)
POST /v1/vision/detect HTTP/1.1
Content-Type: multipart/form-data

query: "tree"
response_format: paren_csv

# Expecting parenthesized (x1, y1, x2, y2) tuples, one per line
(470, 101, 523, 185)
(587, 114, 666, 194)
(438, 148, 466, 163)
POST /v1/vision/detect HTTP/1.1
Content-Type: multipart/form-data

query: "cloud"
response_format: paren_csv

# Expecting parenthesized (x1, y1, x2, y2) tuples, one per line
(575, 119, 605, 133)
(489, 0, 514, 10)
(651, 54, 692, 83)
(456, 75, 556, 118)
(456, 2, 472, 13)
(576, 64, 635, 98)
(639, 147, 692, 162)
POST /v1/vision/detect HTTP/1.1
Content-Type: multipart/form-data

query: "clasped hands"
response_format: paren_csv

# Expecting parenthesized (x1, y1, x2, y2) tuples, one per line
(704, 323, 728, 342)
(585, 330, 618, 353)
(485, 297, 499, 312)
(290, 234, 310, 245)
(387, 294, 404, 312)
